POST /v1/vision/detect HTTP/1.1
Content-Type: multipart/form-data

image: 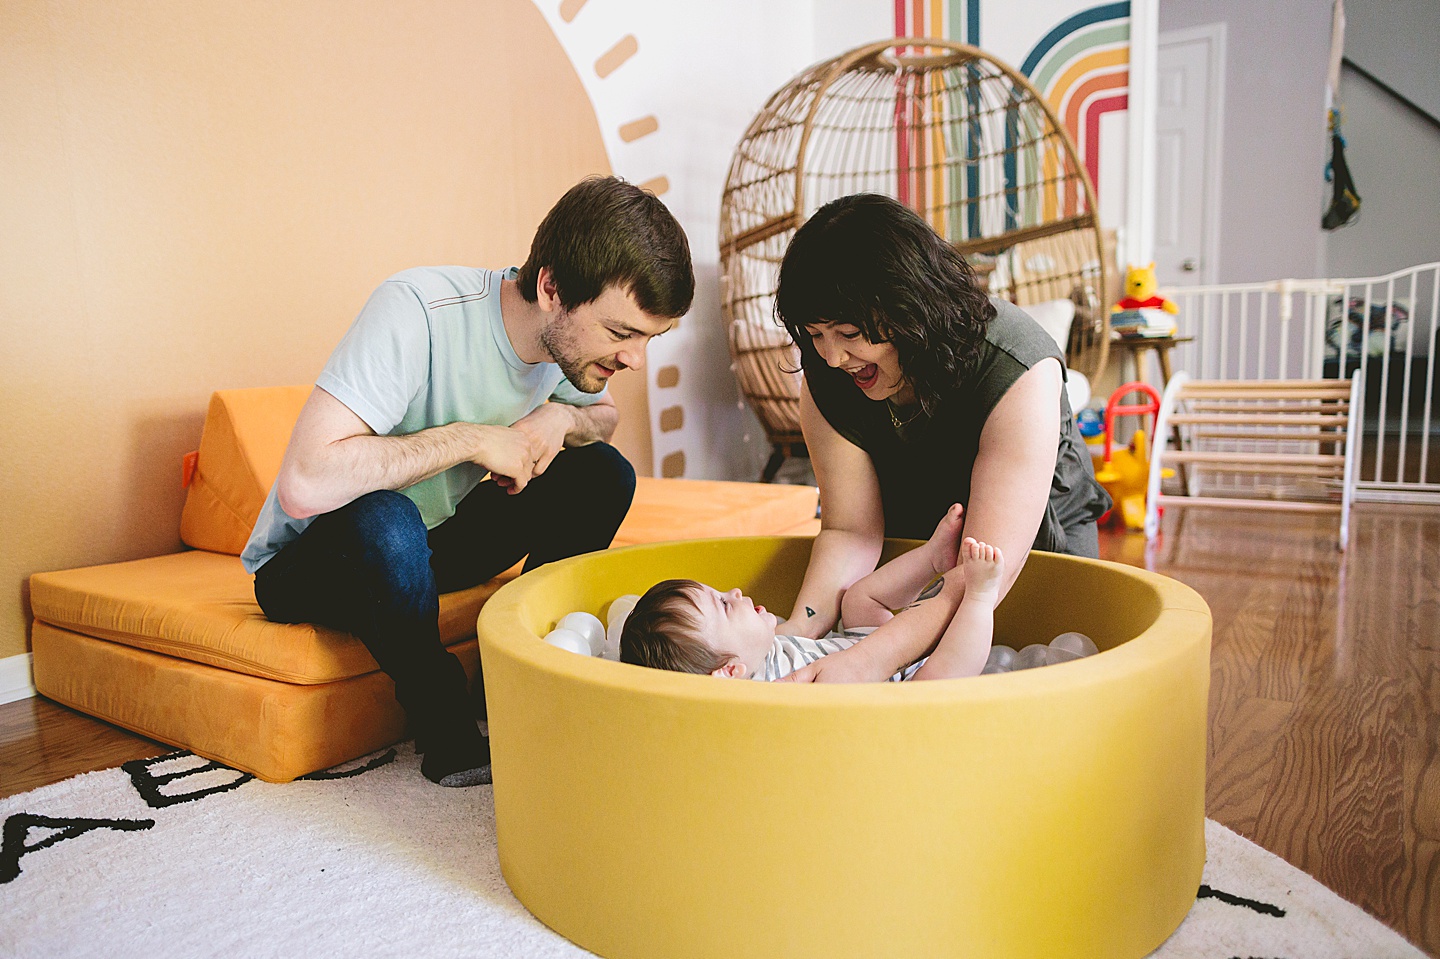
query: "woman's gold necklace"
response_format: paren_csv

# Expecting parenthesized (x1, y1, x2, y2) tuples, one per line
(887, 400, 921, 430)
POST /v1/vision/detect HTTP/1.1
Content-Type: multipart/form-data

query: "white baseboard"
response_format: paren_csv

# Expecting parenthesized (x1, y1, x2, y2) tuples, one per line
(0, 653, 37, 705)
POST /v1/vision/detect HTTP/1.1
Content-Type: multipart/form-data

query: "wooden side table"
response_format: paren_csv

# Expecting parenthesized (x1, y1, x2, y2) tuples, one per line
(1110, 334, 1194, 388)
(1109, 334, 1196, 494)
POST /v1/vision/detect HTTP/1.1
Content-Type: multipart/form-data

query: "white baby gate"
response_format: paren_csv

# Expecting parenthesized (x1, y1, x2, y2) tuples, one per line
(1152, 261, 1440, 507)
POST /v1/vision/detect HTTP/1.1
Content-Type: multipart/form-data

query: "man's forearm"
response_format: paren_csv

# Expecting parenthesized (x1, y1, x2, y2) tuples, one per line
(559, 401, 618, 445)
(280, 421, 502, 518)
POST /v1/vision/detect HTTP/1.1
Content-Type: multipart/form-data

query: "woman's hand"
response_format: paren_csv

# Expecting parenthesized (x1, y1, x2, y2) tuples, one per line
(777, 642, 890, 684)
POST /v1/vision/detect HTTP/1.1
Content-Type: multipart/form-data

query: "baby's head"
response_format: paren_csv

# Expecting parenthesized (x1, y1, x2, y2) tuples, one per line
(619, 579, 777, 679)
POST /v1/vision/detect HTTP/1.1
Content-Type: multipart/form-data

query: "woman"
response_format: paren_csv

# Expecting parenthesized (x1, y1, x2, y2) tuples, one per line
(772, 193, 1109, 682)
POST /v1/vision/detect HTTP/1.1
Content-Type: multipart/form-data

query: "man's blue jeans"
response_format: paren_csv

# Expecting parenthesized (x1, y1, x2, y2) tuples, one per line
(252, 442, 636, 779)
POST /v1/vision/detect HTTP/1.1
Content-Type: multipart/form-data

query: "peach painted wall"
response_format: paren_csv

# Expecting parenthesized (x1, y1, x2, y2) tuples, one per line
(0, 0, 652, 660)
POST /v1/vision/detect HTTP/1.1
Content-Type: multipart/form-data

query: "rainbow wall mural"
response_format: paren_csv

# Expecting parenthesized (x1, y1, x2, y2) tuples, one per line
(1019, 2, 1131, 196)
(891, 0, 1131, 210)
(892, 0, 981, 46)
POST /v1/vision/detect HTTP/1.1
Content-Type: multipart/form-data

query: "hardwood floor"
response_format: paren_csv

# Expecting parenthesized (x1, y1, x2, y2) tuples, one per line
(1101, 503, 1439, 957)
(0, 695, 167, 798)
(2, 505, 1436, 955)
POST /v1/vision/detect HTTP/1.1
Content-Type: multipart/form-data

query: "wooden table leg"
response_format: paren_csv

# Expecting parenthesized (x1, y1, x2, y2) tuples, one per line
(1157, 345, 1174, 385)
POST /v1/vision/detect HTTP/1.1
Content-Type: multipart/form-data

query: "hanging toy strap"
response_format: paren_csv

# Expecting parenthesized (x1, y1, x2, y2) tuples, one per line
(1323, 107, 1362, 230)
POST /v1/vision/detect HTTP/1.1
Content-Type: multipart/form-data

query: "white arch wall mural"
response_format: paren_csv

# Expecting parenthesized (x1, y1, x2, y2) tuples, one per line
(533, 0, 814, 480)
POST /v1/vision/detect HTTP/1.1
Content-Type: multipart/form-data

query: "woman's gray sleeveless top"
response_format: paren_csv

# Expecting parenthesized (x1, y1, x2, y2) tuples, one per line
(801, 297, 1110, 555)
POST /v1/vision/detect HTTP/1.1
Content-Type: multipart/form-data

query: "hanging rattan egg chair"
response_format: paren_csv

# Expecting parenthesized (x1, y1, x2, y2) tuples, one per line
(720, 38, 1110, 480)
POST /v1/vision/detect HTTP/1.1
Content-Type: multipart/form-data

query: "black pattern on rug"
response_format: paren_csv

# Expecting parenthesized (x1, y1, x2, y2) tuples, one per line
(1, 748, 394, 885)
(0, 746, 1424, 958)
(299, 748, 397, 780)
(123, 751, 253, 808)
(1, 813, 155, 883)
(1199, 883, 1287, 918)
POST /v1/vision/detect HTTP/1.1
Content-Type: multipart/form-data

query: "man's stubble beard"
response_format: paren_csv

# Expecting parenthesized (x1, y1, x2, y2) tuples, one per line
(539, 311, 608, 394)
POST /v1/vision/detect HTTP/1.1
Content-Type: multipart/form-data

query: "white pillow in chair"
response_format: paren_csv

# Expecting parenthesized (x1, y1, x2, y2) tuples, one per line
(1021, 299, 1089, 410)
(1023, 298, 1076, 353)
(1065, 369, 1091, 411)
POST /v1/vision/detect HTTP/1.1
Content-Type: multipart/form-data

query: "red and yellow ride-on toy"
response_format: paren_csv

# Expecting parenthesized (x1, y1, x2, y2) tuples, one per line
(1093, 382, 1174, 530)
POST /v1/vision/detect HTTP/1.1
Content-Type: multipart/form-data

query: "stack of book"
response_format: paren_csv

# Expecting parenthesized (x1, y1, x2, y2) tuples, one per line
(1110, 308, 1177, 339)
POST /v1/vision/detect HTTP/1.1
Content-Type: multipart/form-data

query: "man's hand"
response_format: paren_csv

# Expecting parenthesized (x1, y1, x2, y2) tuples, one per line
(510, 403, 575, 476)
(776, 642, 891, 684)
(471, 423, 543, 494)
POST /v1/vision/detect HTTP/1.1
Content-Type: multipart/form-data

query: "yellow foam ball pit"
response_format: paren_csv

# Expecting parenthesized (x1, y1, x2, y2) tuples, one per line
(477, 537, 1210, 959)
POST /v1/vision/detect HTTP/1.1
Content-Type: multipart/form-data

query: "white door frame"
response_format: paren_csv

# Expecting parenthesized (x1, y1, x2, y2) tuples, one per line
(1126, 0, 1158, 269)
(1157, 22, 1227, 286)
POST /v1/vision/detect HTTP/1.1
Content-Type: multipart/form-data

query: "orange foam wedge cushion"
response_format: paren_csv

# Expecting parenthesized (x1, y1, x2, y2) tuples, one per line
(180, 385, 311, 556)
(29, 550, 512, 684)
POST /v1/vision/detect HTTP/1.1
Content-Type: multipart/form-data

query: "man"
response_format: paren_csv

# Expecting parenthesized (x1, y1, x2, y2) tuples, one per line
(241, 176, 694, 786)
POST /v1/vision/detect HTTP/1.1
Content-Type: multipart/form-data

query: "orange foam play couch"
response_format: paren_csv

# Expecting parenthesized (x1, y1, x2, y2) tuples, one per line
(28, 386, 818, 781)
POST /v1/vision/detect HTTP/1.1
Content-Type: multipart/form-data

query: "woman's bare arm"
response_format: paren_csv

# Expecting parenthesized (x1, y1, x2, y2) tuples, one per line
(949, 357, 1062, 599)
(775, 382, 886, 639)
(782, 358, 1064, 682)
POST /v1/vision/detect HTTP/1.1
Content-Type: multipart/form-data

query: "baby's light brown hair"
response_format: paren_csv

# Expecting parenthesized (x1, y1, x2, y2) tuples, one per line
(619, 579, 731, 674)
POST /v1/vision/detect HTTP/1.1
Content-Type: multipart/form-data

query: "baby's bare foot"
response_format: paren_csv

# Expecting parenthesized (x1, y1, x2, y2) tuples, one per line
(926, 503, 965, 574)
(962, 538, 1005, 604)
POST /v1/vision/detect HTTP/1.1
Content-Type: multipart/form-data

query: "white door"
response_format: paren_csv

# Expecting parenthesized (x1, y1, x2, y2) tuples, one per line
(1154, 26, 1225, 286)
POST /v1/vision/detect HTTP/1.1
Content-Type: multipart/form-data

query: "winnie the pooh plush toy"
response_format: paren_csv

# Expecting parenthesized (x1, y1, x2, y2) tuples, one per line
(1113, 262, 1178, 313)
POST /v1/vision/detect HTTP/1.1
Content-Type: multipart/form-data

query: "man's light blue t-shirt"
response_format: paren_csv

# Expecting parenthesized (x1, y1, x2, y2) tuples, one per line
(240, 266, 605, 573)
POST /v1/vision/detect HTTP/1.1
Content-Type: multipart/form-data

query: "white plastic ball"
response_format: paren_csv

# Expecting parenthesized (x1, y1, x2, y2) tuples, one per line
(604, 615, 626, 661)
(606, 594, 640, 629)
(557, 611, 606, 657)
(1049, 631, 1099, 658)
(1012, 644, 1050, 670)
(985, 644, 1017, 670)
(543, 627, 591, 656)
(980, 662, 1010, 675)
(1045, 645, 1082, 665)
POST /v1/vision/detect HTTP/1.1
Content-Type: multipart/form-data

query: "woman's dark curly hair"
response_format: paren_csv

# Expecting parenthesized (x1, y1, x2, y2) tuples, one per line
(775, 193, 995, 418)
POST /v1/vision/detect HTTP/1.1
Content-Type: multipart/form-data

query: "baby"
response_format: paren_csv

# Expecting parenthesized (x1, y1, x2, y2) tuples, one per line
(620, 505, 1005, 682)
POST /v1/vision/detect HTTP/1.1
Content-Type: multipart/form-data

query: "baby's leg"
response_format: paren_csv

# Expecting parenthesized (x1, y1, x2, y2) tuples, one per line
(911, 538, 1005, 680)
(841, 504, 964, 628)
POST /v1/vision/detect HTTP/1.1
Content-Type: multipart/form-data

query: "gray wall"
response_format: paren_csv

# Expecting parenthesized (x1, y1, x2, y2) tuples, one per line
(1322, 0, 1440, 282)
(1344, 0, 1440, 123)
(1323, 0, 1440, 360)
(1322, 64, 1440, 280)
(1159, 0, 1332, 282)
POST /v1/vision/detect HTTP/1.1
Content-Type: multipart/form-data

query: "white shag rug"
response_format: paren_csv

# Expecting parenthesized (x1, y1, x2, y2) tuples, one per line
(0, 745, 1425, 959)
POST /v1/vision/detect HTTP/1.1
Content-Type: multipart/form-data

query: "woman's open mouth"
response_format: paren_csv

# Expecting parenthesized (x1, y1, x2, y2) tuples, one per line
(850, 364, 879, 390)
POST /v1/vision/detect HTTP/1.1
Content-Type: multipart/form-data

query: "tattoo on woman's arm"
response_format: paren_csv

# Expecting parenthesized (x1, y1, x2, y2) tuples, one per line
(806, 607, 815, 618)
(907, 576, 944, 608)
